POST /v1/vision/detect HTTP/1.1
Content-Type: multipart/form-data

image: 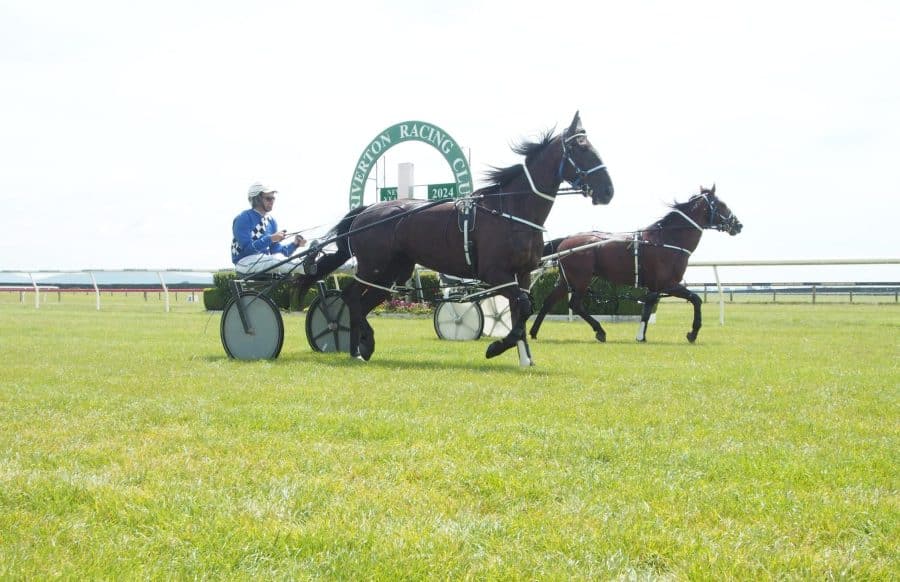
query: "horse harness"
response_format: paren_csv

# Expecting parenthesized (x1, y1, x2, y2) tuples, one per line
(455, 127, 608, 270)
(628, 193, 722, 287)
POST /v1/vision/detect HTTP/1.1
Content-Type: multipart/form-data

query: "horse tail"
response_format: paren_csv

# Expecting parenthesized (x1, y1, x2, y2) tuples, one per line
(311, 205, 367, 277)
(542, 237, 565, 257)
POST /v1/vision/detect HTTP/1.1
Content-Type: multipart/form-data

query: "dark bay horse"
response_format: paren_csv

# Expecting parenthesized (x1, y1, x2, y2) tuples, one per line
(529, 185, 742, 343)
(308, 112, 614, 363)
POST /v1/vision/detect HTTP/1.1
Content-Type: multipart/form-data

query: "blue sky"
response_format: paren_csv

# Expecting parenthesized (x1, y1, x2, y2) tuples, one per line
(1, 1, 898, 283)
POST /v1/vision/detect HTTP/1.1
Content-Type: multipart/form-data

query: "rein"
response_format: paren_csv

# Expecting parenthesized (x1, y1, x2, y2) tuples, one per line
(475, 202, 547, 232)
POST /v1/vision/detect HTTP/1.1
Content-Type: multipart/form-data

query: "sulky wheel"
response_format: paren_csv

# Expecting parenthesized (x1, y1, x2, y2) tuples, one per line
(479, 295, 513, 338)
(221, 291, 285, 360)
(433, 300, 484, 340)
(305, 290, 351, 352)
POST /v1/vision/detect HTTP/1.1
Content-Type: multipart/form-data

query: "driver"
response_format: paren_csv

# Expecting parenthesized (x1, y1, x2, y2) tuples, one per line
(230, 182, 314, 276)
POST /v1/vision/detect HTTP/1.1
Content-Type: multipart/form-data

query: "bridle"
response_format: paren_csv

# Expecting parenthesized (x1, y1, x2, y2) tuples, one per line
(520, 128, 608, 202)
(700, 192, 740, 232)
(672, 191, 738, 233)
(559, 128, 608, 198)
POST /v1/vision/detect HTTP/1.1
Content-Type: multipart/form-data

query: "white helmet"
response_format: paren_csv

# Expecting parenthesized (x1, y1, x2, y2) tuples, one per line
(247, 182, 277, 204)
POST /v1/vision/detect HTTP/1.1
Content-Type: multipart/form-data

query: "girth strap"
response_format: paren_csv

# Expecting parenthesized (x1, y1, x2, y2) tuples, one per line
(630, 233, 693, 288)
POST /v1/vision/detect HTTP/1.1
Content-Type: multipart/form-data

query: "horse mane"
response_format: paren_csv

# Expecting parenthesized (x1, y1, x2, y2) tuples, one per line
(650, 193, 705, 230)
(477, 129, 557, 195)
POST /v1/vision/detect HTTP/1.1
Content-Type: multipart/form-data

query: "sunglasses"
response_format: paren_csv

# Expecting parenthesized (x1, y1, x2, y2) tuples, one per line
(261, 196, 276, 202)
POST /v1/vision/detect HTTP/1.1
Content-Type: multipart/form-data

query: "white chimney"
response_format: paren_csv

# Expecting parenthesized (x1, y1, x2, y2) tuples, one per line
(398, 162, 415, 199)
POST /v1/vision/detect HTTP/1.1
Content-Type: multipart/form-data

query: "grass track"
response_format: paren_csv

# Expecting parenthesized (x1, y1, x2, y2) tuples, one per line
(0, 301, 897, 578)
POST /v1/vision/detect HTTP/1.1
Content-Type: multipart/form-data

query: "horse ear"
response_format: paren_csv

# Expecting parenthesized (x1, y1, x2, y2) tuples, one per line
(569, 111, 582, 133)
(711, 183, 716, 195)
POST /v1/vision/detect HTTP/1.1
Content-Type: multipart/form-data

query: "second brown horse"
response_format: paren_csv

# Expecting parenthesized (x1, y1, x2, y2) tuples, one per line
(529, 185, 742, 343)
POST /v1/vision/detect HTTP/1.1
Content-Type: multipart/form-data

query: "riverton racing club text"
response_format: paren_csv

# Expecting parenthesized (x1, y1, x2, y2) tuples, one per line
(349, 122, 473, 207)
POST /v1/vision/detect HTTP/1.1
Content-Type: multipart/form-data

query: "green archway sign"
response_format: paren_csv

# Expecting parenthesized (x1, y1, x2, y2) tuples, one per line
(349, 121, 473, 209)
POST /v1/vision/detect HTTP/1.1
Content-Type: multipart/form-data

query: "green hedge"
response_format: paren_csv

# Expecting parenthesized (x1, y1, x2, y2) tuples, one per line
(204, 271, 331, 312)
(203, 271, 441, 312)
(529, 268, 654, 316)
(203, 269, 652, 316)
(203, 288, 227, 311)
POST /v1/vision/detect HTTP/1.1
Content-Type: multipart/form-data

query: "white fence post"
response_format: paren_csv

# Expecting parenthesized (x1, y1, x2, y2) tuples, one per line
(88, 271, 100, 310)
(28, 272, 39, 309)
(713, 265, 725, 326)
(158, 271, 170, 313)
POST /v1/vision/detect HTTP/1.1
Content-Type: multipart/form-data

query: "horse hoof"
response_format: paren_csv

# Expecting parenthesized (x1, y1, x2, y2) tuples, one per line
(529, 332, 538, 340)
(595, 331, 606, 343)
(686, 332, 697, 343)
(359, 337, 375, 361)
(485, 340, 508, 359)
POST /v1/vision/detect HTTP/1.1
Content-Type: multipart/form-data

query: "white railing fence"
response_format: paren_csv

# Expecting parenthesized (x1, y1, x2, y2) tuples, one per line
(2, 259, 898, 320)
(0, 269, 219, 312)
(687, 258, 900, 324)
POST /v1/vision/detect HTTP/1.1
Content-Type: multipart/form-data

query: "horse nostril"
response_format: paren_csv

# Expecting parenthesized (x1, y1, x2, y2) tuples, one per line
(592, 184, 614, 204)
